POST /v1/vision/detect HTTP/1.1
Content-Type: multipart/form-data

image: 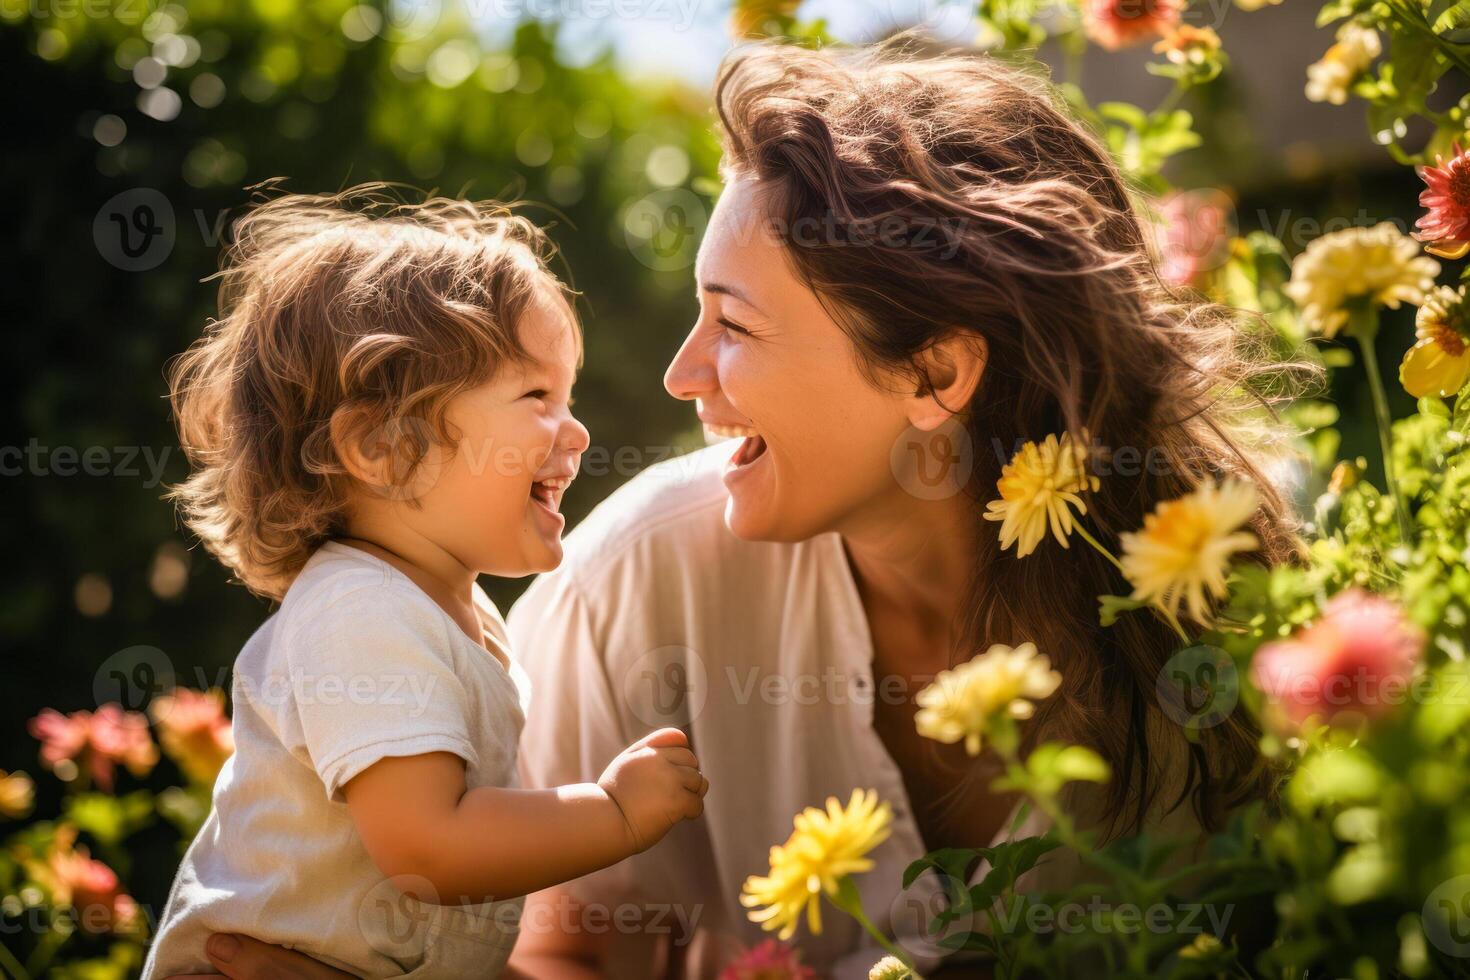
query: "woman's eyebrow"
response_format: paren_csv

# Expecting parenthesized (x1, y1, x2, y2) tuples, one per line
(699, 280, 764, 313)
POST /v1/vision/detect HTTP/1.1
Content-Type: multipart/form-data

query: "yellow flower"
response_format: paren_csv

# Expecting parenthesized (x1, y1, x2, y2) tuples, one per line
(729, 0, 800, 38)
(0, 769, 34, 819)
(1284, 222, 1440, 338)
(1234, 0, 1281, 8)
(1178, 933, 1224, 959)
(1305, 23, 1381, 105)
(869, 955, 914, 980)
(740, 789, 892, 940)
(983, 432, 1099, 557)
(1401, 285, 1470, 398)
(914, 642, 1062, 756)
(1120, 478, 1260, 624)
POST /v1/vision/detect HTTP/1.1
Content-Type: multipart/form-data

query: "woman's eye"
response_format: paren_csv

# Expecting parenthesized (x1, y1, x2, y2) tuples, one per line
(718, 317, 750, 336)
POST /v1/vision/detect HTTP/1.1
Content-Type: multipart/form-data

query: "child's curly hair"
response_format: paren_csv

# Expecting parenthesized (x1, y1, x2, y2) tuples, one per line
(168, 185, 574, 600)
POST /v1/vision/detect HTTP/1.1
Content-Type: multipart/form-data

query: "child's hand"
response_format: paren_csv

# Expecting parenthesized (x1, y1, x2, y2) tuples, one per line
(597, 727, 709, 854)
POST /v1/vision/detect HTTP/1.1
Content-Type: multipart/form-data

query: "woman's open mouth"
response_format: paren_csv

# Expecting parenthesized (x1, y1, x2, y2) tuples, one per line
(730, 432, 767, 467)
(706, 422, 767, 470)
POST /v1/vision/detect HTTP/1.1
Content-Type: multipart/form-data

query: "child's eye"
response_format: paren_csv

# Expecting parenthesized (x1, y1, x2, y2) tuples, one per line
(522, 389, 549, 400)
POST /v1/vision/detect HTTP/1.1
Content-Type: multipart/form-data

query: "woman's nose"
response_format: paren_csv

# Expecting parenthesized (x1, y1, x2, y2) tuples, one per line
(663, 325, 717, 402)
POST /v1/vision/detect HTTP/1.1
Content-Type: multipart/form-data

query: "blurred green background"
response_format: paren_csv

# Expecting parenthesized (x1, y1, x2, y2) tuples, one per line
(0, 0, 1427, 927)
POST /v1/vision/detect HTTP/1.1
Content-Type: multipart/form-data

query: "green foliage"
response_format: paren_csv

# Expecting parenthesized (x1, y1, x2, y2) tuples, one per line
(1318, 0, 1470, 164)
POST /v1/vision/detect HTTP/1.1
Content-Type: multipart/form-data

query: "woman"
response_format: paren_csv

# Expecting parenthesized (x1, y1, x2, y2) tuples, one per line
(171, 39, 1299, 980)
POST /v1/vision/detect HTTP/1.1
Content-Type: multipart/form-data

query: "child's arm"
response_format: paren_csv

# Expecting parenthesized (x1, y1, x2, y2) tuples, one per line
(342, 727, 706, 904)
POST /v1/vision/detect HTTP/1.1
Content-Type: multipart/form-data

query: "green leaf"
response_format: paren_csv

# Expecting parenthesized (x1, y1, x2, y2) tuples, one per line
(1023, 742, 1113, 798)
(967, 835, 1064, 908)
(1317, 0, 1358, 26)
(1050, 746, 1111, 784)
(903, 847, 981, 889)
(63, 791, 154, 849)
(1098, 594, 1147, 626)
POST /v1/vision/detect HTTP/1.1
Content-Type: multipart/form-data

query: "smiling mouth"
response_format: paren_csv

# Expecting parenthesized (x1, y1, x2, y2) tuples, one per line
(730, 432, 767, 467)
(530, 476, 572, 514)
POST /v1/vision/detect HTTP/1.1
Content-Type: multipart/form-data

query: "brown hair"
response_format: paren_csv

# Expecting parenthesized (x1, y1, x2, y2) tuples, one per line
(715, 41, 1306, 835)
(168, 185, 573, 600)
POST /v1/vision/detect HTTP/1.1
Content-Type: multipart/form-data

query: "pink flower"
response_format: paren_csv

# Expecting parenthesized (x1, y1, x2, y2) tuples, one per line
(151, 688, 234, 785)
(1416, 143, 1470, 259)
(29, 827, 143, 936)
(1251, 589, 1424, 729)
(1084, 0, 1182, 51)
(720, 939, 818, 980)
(1156, 189, 1233, 287)
(29, 704, 158, 791)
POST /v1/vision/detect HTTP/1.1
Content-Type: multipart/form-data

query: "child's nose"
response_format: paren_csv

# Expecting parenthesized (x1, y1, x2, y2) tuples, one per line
(561, 414, 590, 457)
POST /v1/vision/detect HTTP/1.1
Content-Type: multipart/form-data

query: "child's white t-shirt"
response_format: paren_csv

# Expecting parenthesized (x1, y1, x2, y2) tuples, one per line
(143, 541, 531, 979)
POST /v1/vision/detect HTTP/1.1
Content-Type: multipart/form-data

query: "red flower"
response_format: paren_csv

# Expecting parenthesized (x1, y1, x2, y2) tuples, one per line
(1084, 0, 1182, 51)
(1416, 143, 1470, 259)
(1251, 589, 1424, 729)
(720, 939, 818, 980)
(29, 704, 158, 791)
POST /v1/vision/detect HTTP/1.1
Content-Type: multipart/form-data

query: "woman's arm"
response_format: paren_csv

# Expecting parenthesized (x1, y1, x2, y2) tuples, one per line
(343, 729, 706, 902)
(509, 886, 670, 980)
(165, 934, 356, 979)
(166, 933, 541, 979)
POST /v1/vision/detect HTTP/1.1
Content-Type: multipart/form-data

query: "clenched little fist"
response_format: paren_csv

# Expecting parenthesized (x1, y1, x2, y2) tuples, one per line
(597, 727, 709, 853)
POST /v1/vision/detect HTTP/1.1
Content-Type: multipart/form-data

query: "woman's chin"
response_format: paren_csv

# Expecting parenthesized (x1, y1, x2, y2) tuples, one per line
(722, 491, 819, 543)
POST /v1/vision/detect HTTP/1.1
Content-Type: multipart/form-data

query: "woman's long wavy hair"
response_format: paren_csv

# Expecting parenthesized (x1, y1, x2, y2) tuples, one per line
(715, 41, 1309, 835)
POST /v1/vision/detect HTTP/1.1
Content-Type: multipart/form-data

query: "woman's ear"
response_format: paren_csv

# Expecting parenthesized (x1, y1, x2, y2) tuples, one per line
(905, 331, 987, 431)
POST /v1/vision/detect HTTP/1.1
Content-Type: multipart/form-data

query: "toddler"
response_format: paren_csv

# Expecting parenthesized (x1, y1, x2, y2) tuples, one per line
(143, 188, 707, 978)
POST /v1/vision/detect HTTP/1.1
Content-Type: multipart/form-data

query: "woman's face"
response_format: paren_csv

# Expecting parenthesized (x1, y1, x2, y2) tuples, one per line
(663, 178, 918, 542)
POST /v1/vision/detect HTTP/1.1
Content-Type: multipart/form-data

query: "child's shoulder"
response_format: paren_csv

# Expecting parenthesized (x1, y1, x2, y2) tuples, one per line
(273, 542, 445, 641)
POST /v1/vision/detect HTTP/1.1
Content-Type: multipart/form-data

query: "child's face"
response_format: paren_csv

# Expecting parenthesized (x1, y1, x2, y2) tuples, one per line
(403, 282, 589, 577)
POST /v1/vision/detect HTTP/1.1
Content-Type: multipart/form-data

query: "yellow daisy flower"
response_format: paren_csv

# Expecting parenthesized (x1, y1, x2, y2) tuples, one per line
(1401, 285, 1470, 398)
(914, 642, 1062, 756)
(740, 789, 892, 940)
(0, 769, 34, 819)
(1283, 222, 1440, 338)
(1120, 478, 1260, 624)
(983, 432, 1100, 557)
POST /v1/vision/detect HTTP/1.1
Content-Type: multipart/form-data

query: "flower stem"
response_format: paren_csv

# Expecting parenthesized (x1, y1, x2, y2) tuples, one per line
(1075, 523, 1191, 643)
(1073, 523, 1123, 573)
(1354, 311, 1414, 543)
(0, 940, 31, 980)
(831, 877, 924, 979)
